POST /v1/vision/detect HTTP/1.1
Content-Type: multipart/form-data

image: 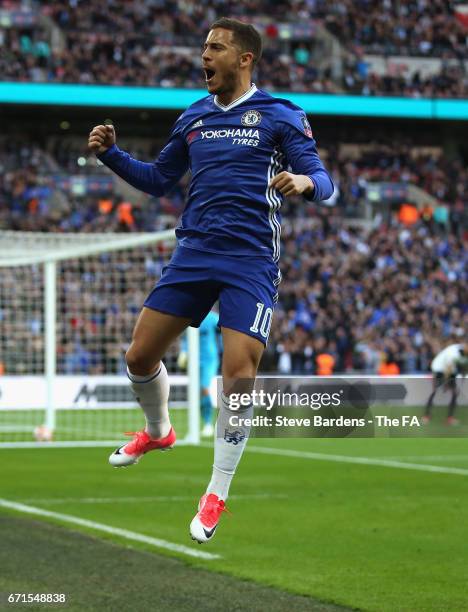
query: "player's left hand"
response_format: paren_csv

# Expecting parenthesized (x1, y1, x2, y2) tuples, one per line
(269, 172, 314, 197)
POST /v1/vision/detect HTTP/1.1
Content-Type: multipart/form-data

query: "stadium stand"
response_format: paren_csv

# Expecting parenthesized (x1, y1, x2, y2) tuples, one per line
(266, 211, 466, 374)
(1, 213, 464, 376)
(1, 134, 465, 375)
(322, 0, 467, 57)
(0, 2, 466, 376)
(0, 0, 466, 96)
(1, 137, 466, 232)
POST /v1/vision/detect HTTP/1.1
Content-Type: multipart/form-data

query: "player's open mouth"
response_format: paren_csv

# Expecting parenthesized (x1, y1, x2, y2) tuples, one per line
(204, 68, 216, 83)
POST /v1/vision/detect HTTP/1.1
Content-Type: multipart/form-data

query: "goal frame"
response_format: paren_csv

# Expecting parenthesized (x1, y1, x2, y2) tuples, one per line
(0, 230, 200, 448)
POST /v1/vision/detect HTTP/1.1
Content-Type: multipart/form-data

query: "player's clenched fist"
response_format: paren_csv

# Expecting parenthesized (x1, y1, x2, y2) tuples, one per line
(269, 171, 314, 197)
(88, 124, 116, 154)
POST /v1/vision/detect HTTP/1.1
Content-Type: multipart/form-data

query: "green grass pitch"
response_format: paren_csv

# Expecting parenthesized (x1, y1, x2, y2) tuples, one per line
(1, 432, 468, 610)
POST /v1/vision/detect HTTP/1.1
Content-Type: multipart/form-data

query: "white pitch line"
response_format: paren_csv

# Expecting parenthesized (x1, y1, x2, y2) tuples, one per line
(377, 455, 468, 462)
(17, 493, 287, 506)
(0, 498, 220, 561)
(202, 444, 468, 477)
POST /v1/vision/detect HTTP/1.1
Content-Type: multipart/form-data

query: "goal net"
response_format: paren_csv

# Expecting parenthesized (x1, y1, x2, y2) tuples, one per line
(0, 230, 200, 448)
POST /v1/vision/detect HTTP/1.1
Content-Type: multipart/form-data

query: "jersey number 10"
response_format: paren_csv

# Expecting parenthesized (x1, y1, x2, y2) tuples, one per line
(250, 303, 273, 340)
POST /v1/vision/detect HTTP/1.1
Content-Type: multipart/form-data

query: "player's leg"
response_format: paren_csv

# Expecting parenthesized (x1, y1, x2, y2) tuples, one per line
(423, 372, 443, 423)
(210, 327, 263, 494)
(126, 307, 191, 436)
(190, 328, 264, 543)
(109, 308, 191, 467)
(190, 259, 276, 542)
(446, 374, 459, 424)
(110, 249, 220, 467)
(127, 308, 191, 376)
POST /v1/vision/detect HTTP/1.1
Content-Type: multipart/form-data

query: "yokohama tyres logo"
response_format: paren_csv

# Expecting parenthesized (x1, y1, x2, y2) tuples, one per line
(200, 128, 260, 140)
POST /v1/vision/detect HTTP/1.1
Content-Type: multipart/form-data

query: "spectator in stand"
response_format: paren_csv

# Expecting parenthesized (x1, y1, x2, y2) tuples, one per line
(315, 338, 336, 376)
(378, 352, 401, 376)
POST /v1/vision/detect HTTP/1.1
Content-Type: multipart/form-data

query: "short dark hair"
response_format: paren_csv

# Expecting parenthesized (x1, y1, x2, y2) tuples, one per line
(210, 17, 262, 68)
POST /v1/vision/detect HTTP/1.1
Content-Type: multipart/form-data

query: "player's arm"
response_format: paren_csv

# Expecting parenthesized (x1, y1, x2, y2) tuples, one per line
(454, 358, 468, 377)
(270, 113, 334, 201)
(88, 122, 189, 197)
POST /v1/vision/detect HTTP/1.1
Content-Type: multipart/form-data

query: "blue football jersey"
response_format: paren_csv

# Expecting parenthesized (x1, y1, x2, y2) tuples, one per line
(98, 85, 333, 262)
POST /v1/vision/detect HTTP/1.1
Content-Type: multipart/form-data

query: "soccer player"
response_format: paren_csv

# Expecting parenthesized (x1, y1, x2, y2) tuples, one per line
(423, 342, 468, 425)
(178, 308, 220, 437)
(88, 18, 333, 543)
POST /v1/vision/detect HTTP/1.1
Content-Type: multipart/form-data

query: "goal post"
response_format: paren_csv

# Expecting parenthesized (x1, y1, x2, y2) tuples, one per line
(0, 230, 200, 448)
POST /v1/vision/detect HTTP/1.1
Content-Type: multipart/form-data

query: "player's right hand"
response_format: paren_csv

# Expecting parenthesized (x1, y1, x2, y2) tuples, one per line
(88, 124, 116, 154)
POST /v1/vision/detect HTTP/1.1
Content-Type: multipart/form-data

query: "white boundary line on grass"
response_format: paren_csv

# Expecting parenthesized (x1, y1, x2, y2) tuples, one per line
(15, 493, 287, 505)
(199, 444, 468, 477)
(378, 455, 468, 462)
(0, 498, 220, 561)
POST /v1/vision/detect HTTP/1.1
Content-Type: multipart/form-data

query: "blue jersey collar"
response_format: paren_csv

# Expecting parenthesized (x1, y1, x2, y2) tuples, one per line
(213, 84, 257, 112)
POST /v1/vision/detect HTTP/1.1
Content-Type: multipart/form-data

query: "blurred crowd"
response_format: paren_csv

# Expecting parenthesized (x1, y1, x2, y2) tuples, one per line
(341, 59, 466, 98)
(0, 134, 466, 375)
(265, 212, 466, 374)
(0, 138, 188, 232)
(1, 139, 466, 233)
(324, 143, 467, 219)
(0, 0, 466, 97)
(1, 212, 465, 376)
(323, 0, 467, 58)
(0, 248, 173, 376)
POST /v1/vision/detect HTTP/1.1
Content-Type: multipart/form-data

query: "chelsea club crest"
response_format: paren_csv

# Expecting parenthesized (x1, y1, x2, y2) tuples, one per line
(241, 110, 262, 126)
